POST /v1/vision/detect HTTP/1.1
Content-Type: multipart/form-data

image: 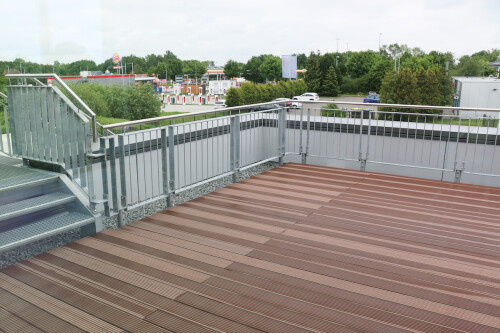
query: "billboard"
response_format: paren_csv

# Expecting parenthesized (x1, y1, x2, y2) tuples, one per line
(282, 55, 297, 79)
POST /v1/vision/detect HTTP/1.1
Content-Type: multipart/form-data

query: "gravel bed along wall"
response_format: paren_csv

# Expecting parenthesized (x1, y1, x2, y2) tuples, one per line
(0, 161, 278, 269)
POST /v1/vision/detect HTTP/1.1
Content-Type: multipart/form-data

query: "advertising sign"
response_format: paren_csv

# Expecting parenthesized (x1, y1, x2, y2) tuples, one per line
(282, 55, 297, 79)
(112, 53, 121, 65)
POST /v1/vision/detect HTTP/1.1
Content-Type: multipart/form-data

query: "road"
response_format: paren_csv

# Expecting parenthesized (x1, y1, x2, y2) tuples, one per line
(159, 96, 377, 116)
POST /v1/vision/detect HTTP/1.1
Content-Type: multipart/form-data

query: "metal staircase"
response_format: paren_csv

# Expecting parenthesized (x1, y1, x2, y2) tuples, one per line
(0, 157, 98, 252)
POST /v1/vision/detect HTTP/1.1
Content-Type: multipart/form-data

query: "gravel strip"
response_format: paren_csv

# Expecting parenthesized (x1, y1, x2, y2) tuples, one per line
(0, 161, 278, 269)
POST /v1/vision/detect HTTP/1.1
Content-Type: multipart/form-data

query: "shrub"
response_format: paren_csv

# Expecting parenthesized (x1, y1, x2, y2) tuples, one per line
(321, 104, 348, 117)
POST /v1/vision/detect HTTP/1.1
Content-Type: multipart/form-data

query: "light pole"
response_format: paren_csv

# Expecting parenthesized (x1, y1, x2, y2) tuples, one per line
(336, 39, 339, 53)
(379, 33, 382, 52)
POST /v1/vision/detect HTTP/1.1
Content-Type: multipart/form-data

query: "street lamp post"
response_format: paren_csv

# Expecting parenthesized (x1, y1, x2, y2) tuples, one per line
(379, 33, 382, 52)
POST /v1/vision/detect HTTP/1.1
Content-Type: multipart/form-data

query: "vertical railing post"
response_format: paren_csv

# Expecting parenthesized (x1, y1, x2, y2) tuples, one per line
(167, 126, 176, 207)
(302, 108, 311, 164)
(230, 115, 241, 183)
(118, 135, 127, 209)
(100, 138, 110, 216)
(161, 128, 168, 197)
(453, 115, 462, 183)
(3, 105, 11, 155)
(298, 106, 304, 159)
(109, 137, 118, 213)
(362, 111, 372, 171)
(278, 107, 286, 165)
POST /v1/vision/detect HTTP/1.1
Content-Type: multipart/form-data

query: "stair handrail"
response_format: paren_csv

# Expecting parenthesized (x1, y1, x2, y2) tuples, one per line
(6, 73, 98, 142)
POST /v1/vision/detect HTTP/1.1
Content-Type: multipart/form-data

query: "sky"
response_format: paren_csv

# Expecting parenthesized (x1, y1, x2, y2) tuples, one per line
(1, 0, 499, 66)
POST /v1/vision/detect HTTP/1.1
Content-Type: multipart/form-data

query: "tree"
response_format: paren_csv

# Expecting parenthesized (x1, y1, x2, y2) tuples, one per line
(259, 55, 282, 82)
(182, 60, 207, 78)
(243, 55, 265, 83)
(345, 50, 379, 78)
(239, 82, 259, 104)
(225, 87, 242, 107)
(224, 60, 243, 78)
(127, 84, 161, 120)
(322, 66, 340, 97)
(305, 51, 322, 92)
(367, 58, 393, 92)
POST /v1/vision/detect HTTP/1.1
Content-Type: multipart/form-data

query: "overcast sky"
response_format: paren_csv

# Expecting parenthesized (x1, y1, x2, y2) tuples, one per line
(1, 0, 499, 66)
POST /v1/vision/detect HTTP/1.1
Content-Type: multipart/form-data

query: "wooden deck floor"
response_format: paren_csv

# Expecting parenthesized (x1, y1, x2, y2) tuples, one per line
(1, 163, 500, 332)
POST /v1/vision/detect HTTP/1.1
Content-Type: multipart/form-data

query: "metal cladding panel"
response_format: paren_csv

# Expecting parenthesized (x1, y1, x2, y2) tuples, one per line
(1, 163, 500, 332)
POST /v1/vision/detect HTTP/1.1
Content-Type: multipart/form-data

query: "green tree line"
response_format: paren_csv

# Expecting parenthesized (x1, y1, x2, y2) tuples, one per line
(225, 80, 308, 107)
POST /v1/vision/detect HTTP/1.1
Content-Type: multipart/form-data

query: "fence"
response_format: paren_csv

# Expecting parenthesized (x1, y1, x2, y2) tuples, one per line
(2, 80, 500, 217)
(86, 103, 500, 217)
(88, 108, 286, 215)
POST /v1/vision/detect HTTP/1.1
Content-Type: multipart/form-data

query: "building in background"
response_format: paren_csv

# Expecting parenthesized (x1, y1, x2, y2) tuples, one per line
(452, 76, 500, 120)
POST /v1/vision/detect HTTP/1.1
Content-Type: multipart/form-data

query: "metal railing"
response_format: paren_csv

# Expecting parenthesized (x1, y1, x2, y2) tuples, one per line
(87, 107, 287, 215)
(0, 92, 12, 155)
(6, 73, 99, 142)
(86, 101, 500, 216)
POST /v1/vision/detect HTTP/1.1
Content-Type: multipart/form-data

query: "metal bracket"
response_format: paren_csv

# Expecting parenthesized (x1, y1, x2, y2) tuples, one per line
(454, 167, 464, 183)
(360, 159, 367, 171)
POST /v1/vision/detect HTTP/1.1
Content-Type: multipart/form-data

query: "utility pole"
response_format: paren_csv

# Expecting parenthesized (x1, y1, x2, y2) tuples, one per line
(336, 39, 339, 53)
(379, 33, 382, 52)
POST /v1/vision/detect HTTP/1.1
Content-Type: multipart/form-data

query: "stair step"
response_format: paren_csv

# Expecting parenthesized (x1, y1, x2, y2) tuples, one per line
(0, 192, 76, 222)
(0, 212, 94, 252)
(0, 172, 59, 193)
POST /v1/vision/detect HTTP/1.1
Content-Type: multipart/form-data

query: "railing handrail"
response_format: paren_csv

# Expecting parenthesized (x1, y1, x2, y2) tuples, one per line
(6, 73, 98, 142)
(103, 99, 500, 131)
(101, 101, 286, 130)
(318, 100, 500, 113)
(0, 92, 7, 99)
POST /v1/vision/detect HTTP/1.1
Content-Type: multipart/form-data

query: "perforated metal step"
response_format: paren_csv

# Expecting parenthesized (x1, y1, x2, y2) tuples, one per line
(0, 212, 94, 252)
(0, 192, 76, 222)
(0, 164, 58, 192)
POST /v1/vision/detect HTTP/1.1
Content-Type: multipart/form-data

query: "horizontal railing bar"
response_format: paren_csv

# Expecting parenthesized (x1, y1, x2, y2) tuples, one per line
(367, 160, 455, 172)
(317, 100, 500, 113)
(102, 102, 285, 130)
(175, 171, 234, 194)
(239, 156, 280, 172)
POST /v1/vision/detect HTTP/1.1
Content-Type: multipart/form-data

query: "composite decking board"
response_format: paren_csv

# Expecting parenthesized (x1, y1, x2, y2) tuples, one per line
(30, 255, 261, 333)
(1, 266, 172, 333)
(1, 163, 499, 332)
(57, 241, 357, 332)
(142, 207, 500, 285)
(228, 181, 338, 202)
(154, 204, 500, 273)
(0, 306, 44, 333)
(122, 222, 500, 302)
(0, 271, 125, 332)
(93, 228, 471, 331)
(307, 209, 500, 246)
(319, 201, 500, 239)
(0, 288, 86, 333)
(331, 192, 500, 227)
(300, 212, 500, 258)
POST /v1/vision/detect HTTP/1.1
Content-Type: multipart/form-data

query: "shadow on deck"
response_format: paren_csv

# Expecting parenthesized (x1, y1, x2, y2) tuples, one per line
(0, 163, 499, 332)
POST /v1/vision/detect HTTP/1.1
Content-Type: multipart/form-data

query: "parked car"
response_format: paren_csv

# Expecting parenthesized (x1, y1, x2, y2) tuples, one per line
(249, 103, 281, 112)
(292, 92, 320, 102)
(214, 100, 226, 109)
(363, 92, 380, 103)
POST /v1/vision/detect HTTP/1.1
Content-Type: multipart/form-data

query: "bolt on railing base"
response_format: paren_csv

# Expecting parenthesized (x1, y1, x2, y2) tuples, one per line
(360, 159, 367, 171)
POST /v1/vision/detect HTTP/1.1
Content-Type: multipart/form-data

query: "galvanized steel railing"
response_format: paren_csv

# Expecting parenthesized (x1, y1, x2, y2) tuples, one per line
(86, 101, 500, 217)
(289, 104, 500, 184)
(0, 92, 12, 155)
(88, 108, 287, 217)
(6, 73, 99, 142)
